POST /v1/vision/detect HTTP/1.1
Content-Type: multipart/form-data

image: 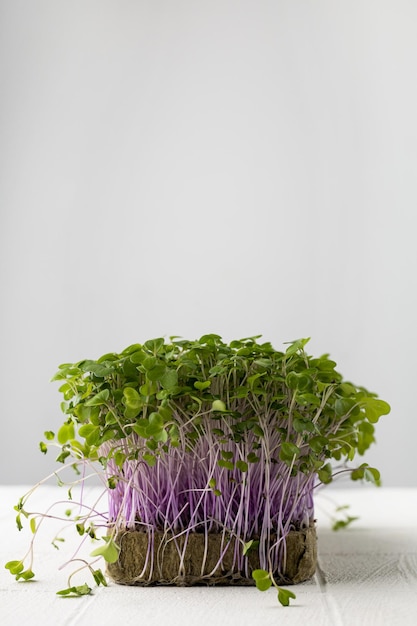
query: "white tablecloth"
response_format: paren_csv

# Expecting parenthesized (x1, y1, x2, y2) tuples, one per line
(1, 485, 416, 625)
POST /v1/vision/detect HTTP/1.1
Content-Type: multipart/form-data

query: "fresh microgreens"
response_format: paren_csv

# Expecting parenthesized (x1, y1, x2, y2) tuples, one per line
(5, 335, 390, 606)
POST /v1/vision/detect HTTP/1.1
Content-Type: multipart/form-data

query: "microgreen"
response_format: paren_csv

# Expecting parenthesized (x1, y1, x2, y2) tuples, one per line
(5, 335, 390, 606)
(332, 515, 359, 532)
(5, 560, 35, 581)
(56, 584, 92, 597)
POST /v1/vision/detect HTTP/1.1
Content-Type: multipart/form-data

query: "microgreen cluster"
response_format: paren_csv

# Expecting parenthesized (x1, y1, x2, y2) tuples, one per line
(6, 335, 390, 606)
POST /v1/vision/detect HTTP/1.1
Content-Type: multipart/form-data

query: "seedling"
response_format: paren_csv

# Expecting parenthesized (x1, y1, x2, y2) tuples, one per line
(5, 335, 390, 606)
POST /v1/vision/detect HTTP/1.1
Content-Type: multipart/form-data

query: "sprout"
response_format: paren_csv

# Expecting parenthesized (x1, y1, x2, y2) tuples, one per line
(5, 335, 390, 606)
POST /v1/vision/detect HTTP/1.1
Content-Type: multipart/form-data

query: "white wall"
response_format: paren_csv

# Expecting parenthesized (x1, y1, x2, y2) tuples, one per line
(1, 0, 416, 485)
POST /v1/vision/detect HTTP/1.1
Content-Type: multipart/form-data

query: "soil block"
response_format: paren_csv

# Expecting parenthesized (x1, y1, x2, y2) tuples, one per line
(107, 525, 317, 586)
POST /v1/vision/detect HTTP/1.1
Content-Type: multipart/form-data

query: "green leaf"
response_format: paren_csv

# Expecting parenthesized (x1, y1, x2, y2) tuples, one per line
(309, 435, 329, 453)
(122, 343, 143, 356)
(351, 463, 366, 481)
(318, 462, 333, 484)
(232, 386, 249, 398)
(55, 450, 71, 464)
(277, 587, 296, 606)
(199, 333, 222, 345)
(194, 380, 211, 391)
(144, 338, 165, 353)
(315, 356, 337, 371)
(160, 369, 178, 390)
(5, 560, 24, 575)
(352, 464, 381, 485)
(158, 405, 173, 420)
(142, 356, 157, 370)
(15, 569, 35, 581)
(338, 382, 356, 396)
(14, 497, 24, 511)
(123, 387, 141, 411)
(332, 515, 359, 531)
(285, 372, 299, 390)
(57, 584, 92, 596)
(84, 362, 114, 378)
(252, 569, 272, 591)
(92, 568, 108, 587)
(285, 371, 312, 392)
(85, 389, 110, 406)
(296, 393, 320, 407)
(78, 424, 101, 446)
(153, 428, 168, 443)
(279, 442, 300, 462)
(236, 460, 248, 472)
(146, 364, 166, 382)
(293, 417, 315, 433)
(129, 349, 146, 364)
(90, 537, 120, 563)
(335, 397, 357, 417)
(107, 476, 118, 489)
(252, 424, 264, 437)
(361, 398, 391, 423)
(247, 372, 266, 388)
(218, 459, 234, 470)
(243, 539, 259, 556)
(364, 466, 381, 485)
(147, 412, 164, 436)
(57, 422, 75, 445)
(39, 441, 48, 454)
(168, 424, 179, 446)
(357, 421, 375, 455)
(143, 453, 156, 467)
(284, 337, 310, 356)
(247, 452, 260, 464)
(212, 399, 227, 412)
(52, 536, 65, 549)
(139, 381, 158, 396)
(132, 419, 149, 438)
(76, 404, 100, 425)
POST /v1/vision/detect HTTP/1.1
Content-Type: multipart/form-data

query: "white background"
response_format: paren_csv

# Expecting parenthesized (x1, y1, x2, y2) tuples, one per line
(1, 0, 416, 485)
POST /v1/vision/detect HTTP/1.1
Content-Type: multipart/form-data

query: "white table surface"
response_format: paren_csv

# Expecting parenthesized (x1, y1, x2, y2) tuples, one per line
(1, 484, 417, 626)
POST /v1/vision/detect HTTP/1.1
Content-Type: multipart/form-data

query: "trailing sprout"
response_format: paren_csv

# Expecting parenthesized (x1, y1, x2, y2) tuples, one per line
(5, 335, 390, 606)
